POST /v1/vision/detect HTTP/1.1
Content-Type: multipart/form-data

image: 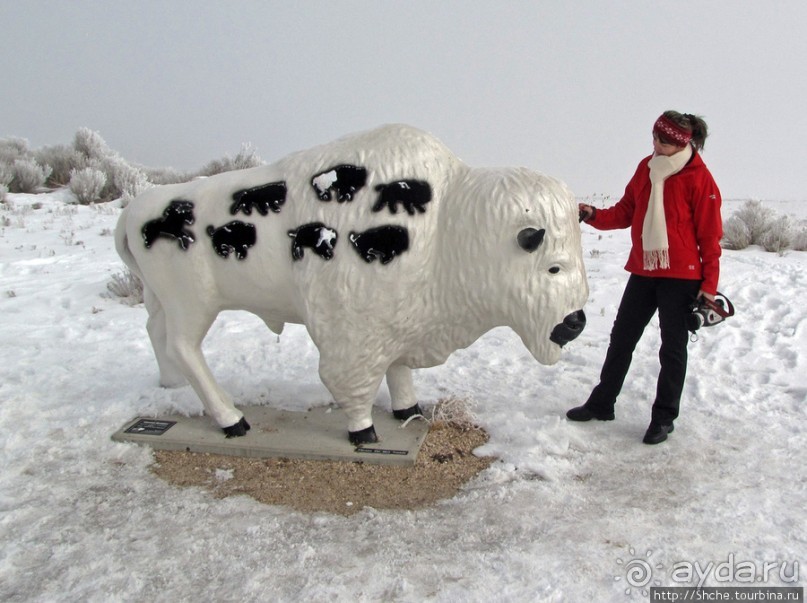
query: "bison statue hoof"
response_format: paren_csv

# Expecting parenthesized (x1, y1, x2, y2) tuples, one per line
(393, 404, 423, 421)
(349, 425, 379, 445)
(223, 417, 251, 438)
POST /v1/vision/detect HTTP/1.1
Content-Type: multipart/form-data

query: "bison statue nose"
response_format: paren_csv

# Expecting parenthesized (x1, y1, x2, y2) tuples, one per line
(550, 310, 587, 347)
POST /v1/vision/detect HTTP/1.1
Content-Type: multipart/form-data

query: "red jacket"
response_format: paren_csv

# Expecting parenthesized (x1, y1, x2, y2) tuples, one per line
(587, 151, 723, 295)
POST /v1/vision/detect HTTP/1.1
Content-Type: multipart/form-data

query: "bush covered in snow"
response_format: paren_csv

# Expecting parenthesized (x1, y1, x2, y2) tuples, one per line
(1, 138, 52, 193)
(0, 137, 30, 165)
(721, 216, 752, 250)
(0, 130, 265, 204)
(108, 159, 152, 207)
(197, 142, 263, 177)
(759, 215, 795, 254)
(11, 158, 52, 193)
(722, 199, 806, 253)
(143, 166, 188, 186)
(68, 167, 108, 204)
(0, 163, 12, 187)
(34, 144, 87, 187)
(73, 127, 113, 162)
(793, 227, 807, 252)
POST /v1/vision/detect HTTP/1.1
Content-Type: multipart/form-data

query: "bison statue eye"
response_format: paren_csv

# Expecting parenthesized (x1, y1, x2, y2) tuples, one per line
(517, 227, 545, 253)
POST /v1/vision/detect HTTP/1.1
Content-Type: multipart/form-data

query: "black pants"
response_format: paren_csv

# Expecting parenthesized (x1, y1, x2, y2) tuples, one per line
(585, 275, 701, 425)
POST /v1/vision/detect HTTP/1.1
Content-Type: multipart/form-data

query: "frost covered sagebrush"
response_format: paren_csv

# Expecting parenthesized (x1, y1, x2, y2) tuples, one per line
(73, 127, 113, 162)
(68, 167, 107, 205)
(109, 159, 151, 207)
(11, 158, 52, 193)
(73, 130, 150, 203)
(1, 130, 266, 204)
(722, 199, 805, 253)
(0, 137, 29, 165)
(721, 216, 752, 250)
(793, 226, 807, 252)
(144, 166, 188, 186)
(198, 142, 263, 177)
(0, 163, 13, 187)
(35, 144, 86, 187)
(1, 138, 52, 193)
(760, 215, 794, 254)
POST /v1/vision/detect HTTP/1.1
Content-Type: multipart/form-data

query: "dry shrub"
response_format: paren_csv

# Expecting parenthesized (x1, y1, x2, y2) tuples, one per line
(106, 269, 143, 305)
(425, 395, 483, 431)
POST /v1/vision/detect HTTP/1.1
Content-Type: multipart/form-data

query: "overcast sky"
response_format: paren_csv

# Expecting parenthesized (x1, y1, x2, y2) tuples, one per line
(2, 1, 806, 200)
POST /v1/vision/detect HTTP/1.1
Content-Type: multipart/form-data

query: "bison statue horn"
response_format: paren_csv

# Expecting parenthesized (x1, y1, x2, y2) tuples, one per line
(517, 227, 545, 252)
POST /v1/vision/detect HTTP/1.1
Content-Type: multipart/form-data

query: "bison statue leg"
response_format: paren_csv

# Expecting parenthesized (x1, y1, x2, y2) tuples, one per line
(317, 352, 389, 445)
(143, 287, 186, 388)
(386, 364, 423, 421)
(317, 359, 423, 445)
(155, 297, 247, 436)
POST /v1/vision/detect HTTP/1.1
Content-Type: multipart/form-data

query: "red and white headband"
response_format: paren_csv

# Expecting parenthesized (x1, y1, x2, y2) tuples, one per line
(653, 115, 692, 146)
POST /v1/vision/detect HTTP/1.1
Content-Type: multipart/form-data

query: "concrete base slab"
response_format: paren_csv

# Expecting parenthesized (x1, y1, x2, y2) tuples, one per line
(112, 405, 429, 466)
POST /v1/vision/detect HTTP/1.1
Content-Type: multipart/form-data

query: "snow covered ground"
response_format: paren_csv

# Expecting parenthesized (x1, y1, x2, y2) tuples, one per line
(0, 190, 804, 602)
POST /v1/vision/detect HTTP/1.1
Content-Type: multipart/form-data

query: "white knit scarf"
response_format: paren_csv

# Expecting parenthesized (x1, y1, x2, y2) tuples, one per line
(643, 145, 693, 270)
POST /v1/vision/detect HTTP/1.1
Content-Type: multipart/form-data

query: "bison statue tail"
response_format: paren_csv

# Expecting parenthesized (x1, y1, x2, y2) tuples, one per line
(114, 206, 145, 282)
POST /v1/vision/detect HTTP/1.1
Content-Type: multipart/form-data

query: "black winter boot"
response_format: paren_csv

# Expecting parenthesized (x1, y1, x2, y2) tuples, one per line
(566, 405, 615, 422)
(642, 422, 674, 445)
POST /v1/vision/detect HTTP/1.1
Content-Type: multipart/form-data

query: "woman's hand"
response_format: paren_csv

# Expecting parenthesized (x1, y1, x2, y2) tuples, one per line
(698, 290, 716, 302)
(578, 203, 595, 222)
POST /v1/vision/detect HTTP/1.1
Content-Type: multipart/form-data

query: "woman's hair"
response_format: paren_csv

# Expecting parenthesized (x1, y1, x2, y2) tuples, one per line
(658, 110, 709, 151)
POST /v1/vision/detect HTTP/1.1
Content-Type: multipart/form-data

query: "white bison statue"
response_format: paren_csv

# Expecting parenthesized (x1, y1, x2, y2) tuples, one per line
(115, 124, 588, 444)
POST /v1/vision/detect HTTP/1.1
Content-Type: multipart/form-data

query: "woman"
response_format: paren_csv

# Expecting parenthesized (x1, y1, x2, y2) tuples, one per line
(567, 110, 723, 444)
